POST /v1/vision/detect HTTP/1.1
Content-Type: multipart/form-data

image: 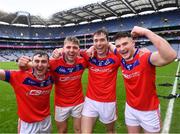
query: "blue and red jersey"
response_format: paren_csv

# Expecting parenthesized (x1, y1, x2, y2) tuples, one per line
(115, 49, 159, 110)
(4, 70, 53, 123)
(50, 56, 87, 107)
(82, 51, 120, 102)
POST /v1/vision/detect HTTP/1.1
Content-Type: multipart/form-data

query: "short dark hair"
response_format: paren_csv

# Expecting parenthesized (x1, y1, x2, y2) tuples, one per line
(64, 36, 80, 46)
(113, 32, 131, 41)
(32, 50, 49, 60)
(93, 28, 109, 40)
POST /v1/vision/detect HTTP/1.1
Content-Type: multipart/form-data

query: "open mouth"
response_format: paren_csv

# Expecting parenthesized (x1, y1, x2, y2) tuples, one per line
(68, 55, 75, 58)
(36, 68, 44, 73)
(120, 50, 128, 55)
(96, 48, 105, 53)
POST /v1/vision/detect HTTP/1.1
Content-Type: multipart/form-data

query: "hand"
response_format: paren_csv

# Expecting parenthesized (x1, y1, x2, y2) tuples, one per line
(52, 48, 63, 59)
(86, 46, 95, 58)
(18, 56, 31, 66)
(17, 56, 31, 70)
(131, 26, 150, 38)
(108, 42, 116, 52)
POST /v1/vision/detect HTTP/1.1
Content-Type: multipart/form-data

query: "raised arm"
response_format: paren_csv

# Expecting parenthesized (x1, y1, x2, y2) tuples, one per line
(51, 48, 64, 59)
(131, 26, 177, 66)
(17, 56, 32, 70)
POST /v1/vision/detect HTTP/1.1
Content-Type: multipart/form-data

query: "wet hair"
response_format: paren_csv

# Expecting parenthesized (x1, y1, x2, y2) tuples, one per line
(64, 36, 80, 46)
(93, 28, 109, 41)
(32, 50, 49, 61)
(113, 32, 131, 41)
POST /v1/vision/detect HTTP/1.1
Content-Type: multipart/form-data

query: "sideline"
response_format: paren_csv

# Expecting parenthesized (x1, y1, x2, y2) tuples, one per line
(161, 61, 180, 133)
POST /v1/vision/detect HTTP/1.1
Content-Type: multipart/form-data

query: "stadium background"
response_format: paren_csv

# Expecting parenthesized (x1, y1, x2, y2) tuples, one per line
(0, 0, 179, 133)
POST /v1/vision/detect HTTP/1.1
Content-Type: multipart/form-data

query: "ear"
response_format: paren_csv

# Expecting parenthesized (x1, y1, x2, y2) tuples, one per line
(131, 40, 136, 47)
(77, 48, 80, 56)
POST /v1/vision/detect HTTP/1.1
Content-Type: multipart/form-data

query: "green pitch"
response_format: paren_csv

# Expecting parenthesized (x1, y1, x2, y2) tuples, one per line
(0, 61, 178, 133)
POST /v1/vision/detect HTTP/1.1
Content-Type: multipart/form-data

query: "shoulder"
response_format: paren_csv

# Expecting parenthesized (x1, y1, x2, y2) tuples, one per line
(139, 50, 151, 58)
(50, 56, 63, 65)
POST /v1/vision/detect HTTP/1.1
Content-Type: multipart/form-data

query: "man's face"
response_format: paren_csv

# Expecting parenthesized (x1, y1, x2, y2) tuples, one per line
(115, 37, 135, 61)
(63, 41, 79, 64)
(93, 33, 109, 57)
(32, 54, 49, 78)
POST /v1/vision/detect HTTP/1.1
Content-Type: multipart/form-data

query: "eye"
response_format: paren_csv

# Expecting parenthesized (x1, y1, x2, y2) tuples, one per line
(100, 38, 105, 42)
(66, 46, 71, 49)
(73, 46, 79, 50)
(94, 39, 98, 43)
(41, 60, 48, 64)
(116, 45, 120, 48)
(34, 60, 39, 63)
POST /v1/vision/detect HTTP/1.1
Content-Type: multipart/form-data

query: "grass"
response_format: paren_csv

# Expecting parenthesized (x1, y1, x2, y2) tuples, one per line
(0, 61, 178, 133)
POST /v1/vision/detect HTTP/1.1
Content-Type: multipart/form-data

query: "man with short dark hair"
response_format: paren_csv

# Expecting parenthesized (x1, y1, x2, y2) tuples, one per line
(0, 51, 53, 134)
(112, 26, 177, 133)
(80, 29, 120, 133)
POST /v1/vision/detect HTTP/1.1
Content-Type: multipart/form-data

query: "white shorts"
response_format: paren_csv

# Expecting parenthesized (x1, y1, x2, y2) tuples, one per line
(125, 103, 161, 132)
(55, 103, 83, 122)
(18, 115, 51, 134)
(82, 97, 117, 124)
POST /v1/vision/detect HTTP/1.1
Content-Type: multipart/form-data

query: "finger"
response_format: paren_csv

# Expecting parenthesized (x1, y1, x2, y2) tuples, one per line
(91, 51, 94, 58)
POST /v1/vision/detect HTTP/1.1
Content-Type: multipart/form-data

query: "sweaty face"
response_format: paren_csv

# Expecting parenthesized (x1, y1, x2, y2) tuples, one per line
(115, 37, 136, 61)
(32, 54, 49, 79)
(93, 33, 109, 57)
(63, 41, 79, 64)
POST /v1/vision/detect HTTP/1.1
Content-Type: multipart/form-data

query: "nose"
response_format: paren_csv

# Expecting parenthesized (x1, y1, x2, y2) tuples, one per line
(38, 62, 43, 67)
(119, 45, 126, 53)
(96, 41, 102, 47)
(69, 47, 74, 52)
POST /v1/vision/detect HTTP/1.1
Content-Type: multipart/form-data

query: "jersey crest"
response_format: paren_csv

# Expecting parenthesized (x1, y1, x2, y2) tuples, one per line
(55, 64, 84, 74)
(89, 57, 115, 66)
(23, 76, 53, 87)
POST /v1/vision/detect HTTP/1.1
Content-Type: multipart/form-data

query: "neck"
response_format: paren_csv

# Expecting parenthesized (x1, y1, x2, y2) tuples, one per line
(97, 48, 108, 58)
(33, 73, 45, 80)
(125, 48, 138, 62)
(64, 56, 75, 65)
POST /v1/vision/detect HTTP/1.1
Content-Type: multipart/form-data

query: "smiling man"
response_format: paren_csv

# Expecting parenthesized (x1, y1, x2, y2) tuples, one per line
(50, 36, 87, 133)
(113, 26, 177, 133)
(0, 51, 53, 134)
(80, 29, 120, 133)
(18, 37, 87, 133)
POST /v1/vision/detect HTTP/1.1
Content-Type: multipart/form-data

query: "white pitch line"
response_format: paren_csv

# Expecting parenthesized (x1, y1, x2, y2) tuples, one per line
(161, 61, 180, 133)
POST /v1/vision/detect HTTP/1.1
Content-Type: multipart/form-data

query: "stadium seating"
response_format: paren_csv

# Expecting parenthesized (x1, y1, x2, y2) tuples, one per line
(0, 9, 179, 61)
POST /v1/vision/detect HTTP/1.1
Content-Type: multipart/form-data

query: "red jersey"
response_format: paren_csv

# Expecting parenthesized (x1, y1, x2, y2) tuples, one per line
(117, 49, 159, 110)
(5, 70, 53, 123)
(50, 56, 87, 107)
(82, 51, 120, 102)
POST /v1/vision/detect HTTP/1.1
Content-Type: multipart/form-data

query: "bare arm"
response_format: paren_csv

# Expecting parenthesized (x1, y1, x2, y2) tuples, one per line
(108, 42, 116, 53)
(131, 26, 177, 66)
(0, 69, 5, 81)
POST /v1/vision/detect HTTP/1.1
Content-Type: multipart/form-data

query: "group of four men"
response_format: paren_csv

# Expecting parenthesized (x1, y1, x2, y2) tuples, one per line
(0, 26, 177, 133)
